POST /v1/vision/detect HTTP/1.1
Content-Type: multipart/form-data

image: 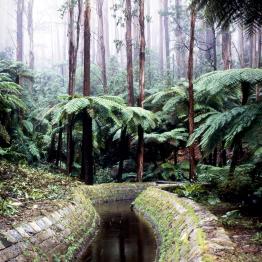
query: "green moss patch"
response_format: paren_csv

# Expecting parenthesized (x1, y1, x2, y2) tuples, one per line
(133, 187, 233, 262)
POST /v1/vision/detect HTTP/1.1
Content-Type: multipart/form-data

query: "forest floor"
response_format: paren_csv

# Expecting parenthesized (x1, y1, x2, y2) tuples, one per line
(0, 161, 80, 230)
(207, 201, 262, 261)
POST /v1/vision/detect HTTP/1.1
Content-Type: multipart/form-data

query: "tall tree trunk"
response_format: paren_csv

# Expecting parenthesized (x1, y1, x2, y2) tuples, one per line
(126, 0, 135, 106)
(159, 0, 164, 73)
(81, 0, 94, 185)
(188, 6, 197, 181)
(206, 22, 217, 70)
(137, 0, 145, 182)
(27, 0, 34, 69)
(251, 32, 257, 68)
(258, 29, 262, 68)
(163, 0, 171, 85)
(238, 26, 245, 68)
(67, 0, 82, 175)
(17, 0, 24, 61)
(175, 0, 184, 78)
(147, 0, 151, 85)
(103, 0, 110, 60)
(222, 29, 232, 70)
(97, 0, 108, 94)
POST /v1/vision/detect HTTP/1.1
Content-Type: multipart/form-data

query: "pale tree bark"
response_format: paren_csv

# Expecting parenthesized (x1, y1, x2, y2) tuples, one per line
(252, 32, 257, 68)
(132, 13, 140, 61)
(81, 0, 93, 185)
(147, 0, 151, 85)
(17, 0, 24, 62)
(27, 0, 34, 69)
(175, 0, 186, 77)
(163, 0, 171, 85)
(222, 29, 232, 70)
(103, 0, 110, 60)
(159, 0, 164, 73)
(249, 32, 257, 68)
(258, 29, 262, 68)
(67, 0, 83, 175)
(238, 26, 245, 68)
(126, 0, 135, 106)
(205, 21, 217, 70)
(96, 0, 108, 94)
(257, 29, 261, 101)
(137, 0, 145, 182)
(188, 6, 197, 181)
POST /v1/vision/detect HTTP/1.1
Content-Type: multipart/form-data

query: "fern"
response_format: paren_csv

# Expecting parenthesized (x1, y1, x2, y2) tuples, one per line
(144, 128, 188, 145)
(188, 103, 262, 153)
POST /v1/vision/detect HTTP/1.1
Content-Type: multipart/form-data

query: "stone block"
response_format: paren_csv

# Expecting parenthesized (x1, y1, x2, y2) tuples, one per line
(28, 222, 41, 233)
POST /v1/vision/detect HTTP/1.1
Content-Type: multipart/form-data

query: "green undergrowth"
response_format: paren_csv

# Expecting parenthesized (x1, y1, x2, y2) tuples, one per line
(133, 187, 213, 262)
(0, 160, 81, 217)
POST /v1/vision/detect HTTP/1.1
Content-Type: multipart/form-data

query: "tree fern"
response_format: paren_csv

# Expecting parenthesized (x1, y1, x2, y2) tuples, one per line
(188, 103, 262, 153)
(144, 128, 188, 145)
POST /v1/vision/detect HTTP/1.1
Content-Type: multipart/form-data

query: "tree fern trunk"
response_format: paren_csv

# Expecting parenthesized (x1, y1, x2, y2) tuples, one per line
(212, 147, 218, 166)
(56, 121, 63, 167)
(81, 113, 93, 184)
(229, 135, 241, 176)
(219, 141, 227, 167)
(67, 122, 73, 174)
(48, 133, 56, 163)
(117, 126, 127, 182)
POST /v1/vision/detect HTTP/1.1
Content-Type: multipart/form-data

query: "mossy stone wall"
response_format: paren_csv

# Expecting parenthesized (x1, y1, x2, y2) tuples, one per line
(134, 187, 235, 262)
(0, 186, 99, 262)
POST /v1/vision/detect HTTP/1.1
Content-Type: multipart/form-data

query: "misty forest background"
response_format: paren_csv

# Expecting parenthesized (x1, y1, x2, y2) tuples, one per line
(0, 0, 261, 210)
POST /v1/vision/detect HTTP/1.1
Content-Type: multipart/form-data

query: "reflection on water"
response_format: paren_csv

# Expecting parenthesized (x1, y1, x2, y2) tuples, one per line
(80, 201, 157, 262)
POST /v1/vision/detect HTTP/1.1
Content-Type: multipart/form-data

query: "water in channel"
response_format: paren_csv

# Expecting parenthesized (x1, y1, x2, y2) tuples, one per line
(80, 201, 157, 262)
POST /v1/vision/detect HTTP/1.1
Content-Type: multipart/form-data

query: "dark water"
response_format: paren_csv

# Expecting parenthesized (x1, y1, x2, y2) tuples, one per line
(80, 201, 157, 262)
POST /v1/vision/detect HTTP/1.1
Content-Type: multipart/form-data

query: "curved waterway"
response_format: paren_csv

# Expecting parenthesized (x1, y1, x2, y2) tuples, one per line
(80, 201, 157, 262)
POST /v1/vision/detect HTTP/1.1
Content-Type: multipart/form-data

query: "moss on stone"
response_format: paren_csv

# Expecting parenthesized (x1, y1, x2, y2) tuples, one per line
(133, 187, 219, 262)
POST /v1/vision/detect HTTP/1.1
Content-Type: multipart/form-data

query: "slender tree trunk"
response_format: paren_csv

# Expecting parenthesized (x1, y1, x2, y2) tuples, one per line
(56, 121, 63, 167)
(48, 134, 56, 163)
(251, 32, 257, 68)
(67, 1, 75, 176)
(147, 0, 151, 85)
(103, 0, 110, 60)
(117, 126, 127, 182)
(206, 22, 217, 70)
(222, 29, 232, 70)
(137, 0, 145, 182)
(175, 0, 183, 77)
(258, 29, 262, 68)
(238, 26, 245, 68)
(126, 0, 135, 106)
(163, 0, 171, 85)
(27, 0, 34, 69)
(67, 0, 82, 175)
(188, 6, 197, 181)
(159, 0, 164, 73)
(17, 0, 24, 61)
(97, 0, 108, 93)
(81, 0, 94, 185)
